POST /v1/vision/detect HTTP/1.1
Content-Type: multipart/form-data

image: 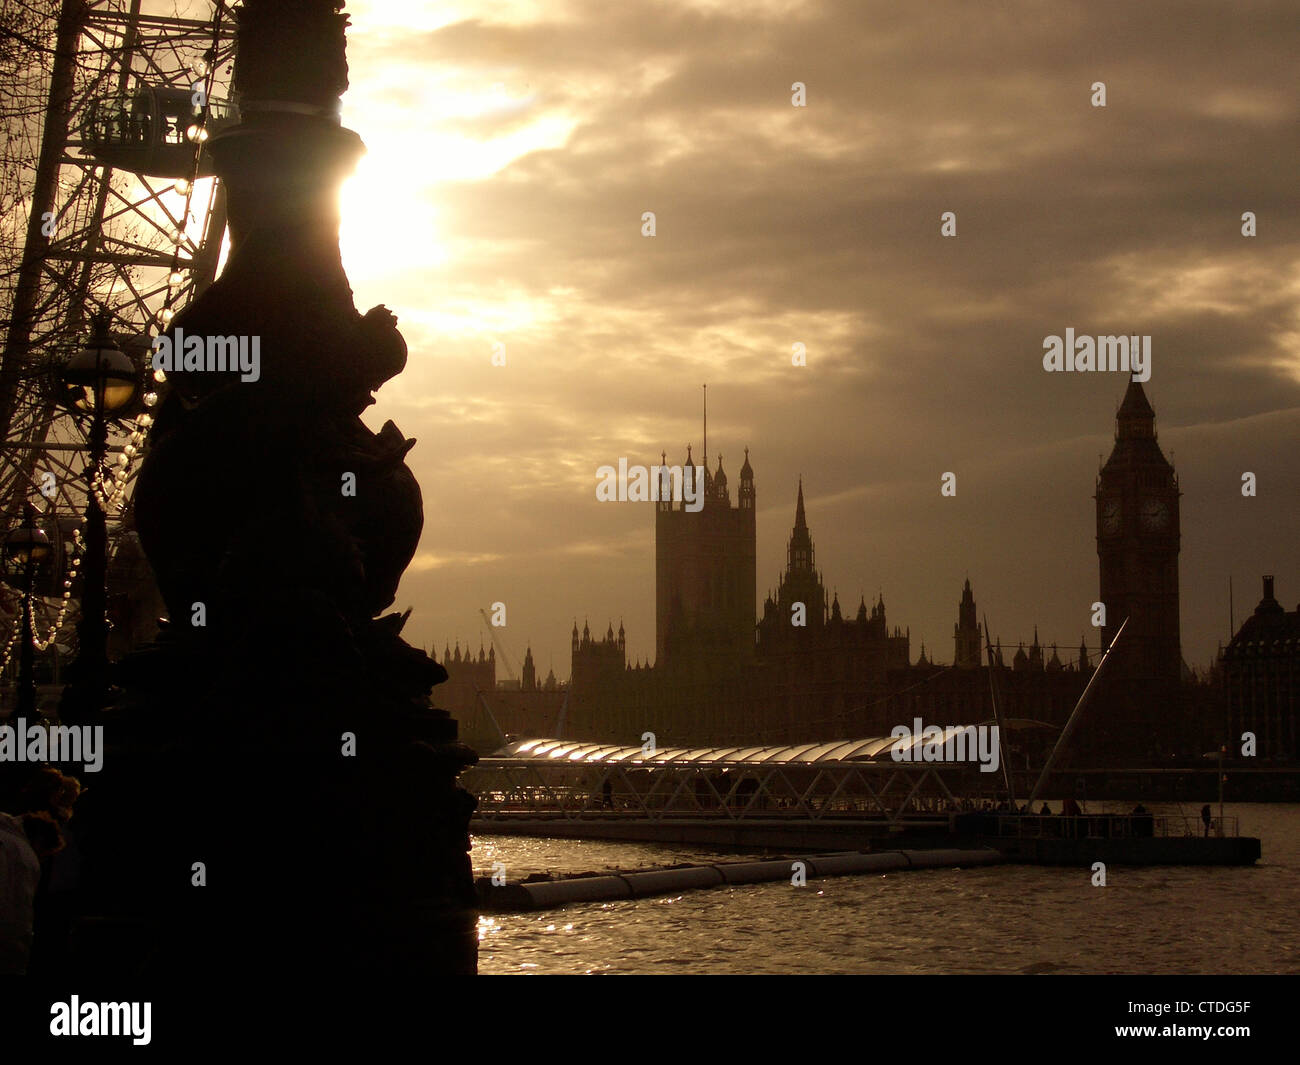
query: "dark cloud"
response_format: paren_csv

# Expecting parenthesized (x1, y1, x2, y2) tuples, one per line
(342, 0, 1299, 680)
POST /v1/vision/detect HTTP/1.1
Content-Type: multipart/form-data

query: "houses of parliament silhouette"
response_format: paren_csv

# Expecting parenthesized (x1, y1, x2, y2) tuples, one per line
(442, 381, 1297, 768)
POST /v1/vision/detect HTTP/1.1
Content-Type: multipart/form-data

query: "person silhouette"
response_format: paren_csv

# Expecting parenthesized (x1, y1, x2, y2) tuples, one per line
(0, 812, 41, 975)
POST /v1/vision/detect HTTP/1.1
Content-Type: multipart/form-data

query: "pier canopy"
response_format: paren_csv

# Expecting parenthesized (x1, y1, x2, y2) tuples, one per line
(473, 723, 1060, 831)
(493, 726, 1052, 767)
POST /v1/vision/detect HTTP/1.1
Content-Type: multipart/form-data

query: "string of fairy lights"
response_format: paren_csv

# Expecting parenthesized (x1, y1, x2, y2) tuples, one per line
(1, 3, 229, 680)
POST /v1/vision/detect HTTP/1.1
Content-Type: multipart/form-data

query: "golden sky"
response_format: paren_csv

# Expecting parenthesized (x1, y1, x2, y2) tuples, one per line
(204, 1, 1300, 678)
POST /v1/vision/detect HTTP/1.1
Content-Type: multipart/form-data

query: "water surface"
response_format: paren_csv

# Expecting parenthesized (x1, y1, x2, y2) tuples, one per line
(472, 803, 1300, 974)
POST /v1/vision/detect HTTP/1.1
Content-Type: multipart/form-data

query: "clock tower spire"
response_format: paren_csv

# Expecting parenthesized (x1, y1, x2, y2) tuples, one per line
(1095, 379, 1182, 757)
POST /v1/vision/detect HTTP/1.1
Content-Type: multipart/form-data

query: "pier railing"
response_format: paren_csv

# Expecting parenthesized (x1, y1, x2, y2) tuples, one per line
(465, 758, 1244, 840)
(466, 758, 964, 825)
(971, 813, 1239, 840)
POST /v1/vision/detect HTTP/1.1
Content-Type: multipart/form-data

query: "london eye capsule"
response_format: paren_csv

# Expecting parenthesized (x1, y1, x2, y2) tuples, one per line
(80, 85, 238, 178)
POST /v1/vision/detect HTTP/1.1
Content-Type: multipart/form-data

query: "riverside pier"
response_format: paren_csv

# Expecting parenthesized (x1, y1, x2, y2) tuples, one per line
(465, 736, 1262, 866)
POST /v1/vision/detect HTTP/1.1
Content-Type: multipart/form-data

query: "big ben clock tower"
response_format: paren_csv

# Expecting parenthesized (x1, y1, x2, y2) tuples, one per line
(1095, 380, 1183, 757)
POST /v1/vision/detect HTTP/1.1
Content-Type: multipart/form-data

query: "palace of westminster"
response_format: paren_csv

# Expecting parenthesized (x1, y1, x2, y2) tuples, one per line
(439, 382, 1298, 767)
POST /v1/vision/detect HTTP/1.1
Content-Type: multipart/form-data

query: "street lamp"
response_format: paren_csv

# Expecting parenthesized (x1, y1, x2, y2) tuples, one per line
(60, 314, 139, 721)
(5, 504, 51, 718)
(63, 320, 139, 414)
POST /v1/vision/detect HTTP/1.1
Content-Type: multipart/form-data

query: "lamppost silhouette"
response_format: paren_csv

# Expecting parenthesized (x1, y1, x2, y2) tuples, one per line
(5, 504, 51, 718)
(60, 314, 139, 722)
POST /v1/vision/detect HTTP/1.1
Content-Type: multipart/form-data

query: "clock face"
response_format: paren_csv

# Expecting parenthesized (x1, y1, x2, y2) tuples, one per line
(1140, 498, 1169, 531)
(1100, 501, 1121, 534)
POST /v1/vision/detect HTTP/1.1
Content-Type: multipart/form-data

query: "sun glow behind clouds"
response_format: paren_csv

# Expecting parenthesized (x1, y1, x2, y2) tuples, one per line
(336, 16, 578, 355)
(338, 60, 574, 287)
(345, 0, 552, 31)
(338, 138, 447, 282)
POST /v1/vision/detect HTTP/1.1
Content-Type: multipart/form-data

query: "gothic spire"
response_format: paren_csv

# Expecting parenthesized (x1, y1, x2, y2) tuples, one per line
(1116, 380, 1156, 439)
(786, 477, 814, 574)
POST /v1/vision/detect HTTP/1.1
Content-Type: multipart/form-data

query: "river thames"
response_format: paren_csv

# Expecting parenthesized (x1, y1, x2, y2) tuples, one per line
(472, 803, 1299, 974)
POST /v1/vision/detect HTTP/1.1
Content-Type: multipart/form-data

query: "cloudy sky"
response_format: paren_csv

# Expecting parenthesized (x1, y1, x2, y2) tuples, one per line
(259, 0, 1297, 678)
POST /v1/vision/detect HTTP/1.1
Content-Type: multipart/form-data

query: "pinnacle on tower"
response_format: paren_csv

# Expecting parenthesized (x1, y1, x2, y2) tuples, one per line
(1116, 380, 1157, 439)
(713, 453, 728, 501)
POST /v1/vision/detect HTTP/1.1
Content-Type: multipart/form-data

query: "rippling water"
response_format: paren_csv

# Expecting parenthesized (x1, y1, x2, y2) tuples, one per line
(472, 803, 1300, 974)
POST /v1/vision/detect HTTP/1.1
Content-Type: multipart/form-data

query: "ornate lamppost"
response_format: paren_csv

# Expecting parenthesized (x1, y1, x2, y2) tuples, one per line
(60, 314, 139, 721)
(72, 0, 479, 979)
